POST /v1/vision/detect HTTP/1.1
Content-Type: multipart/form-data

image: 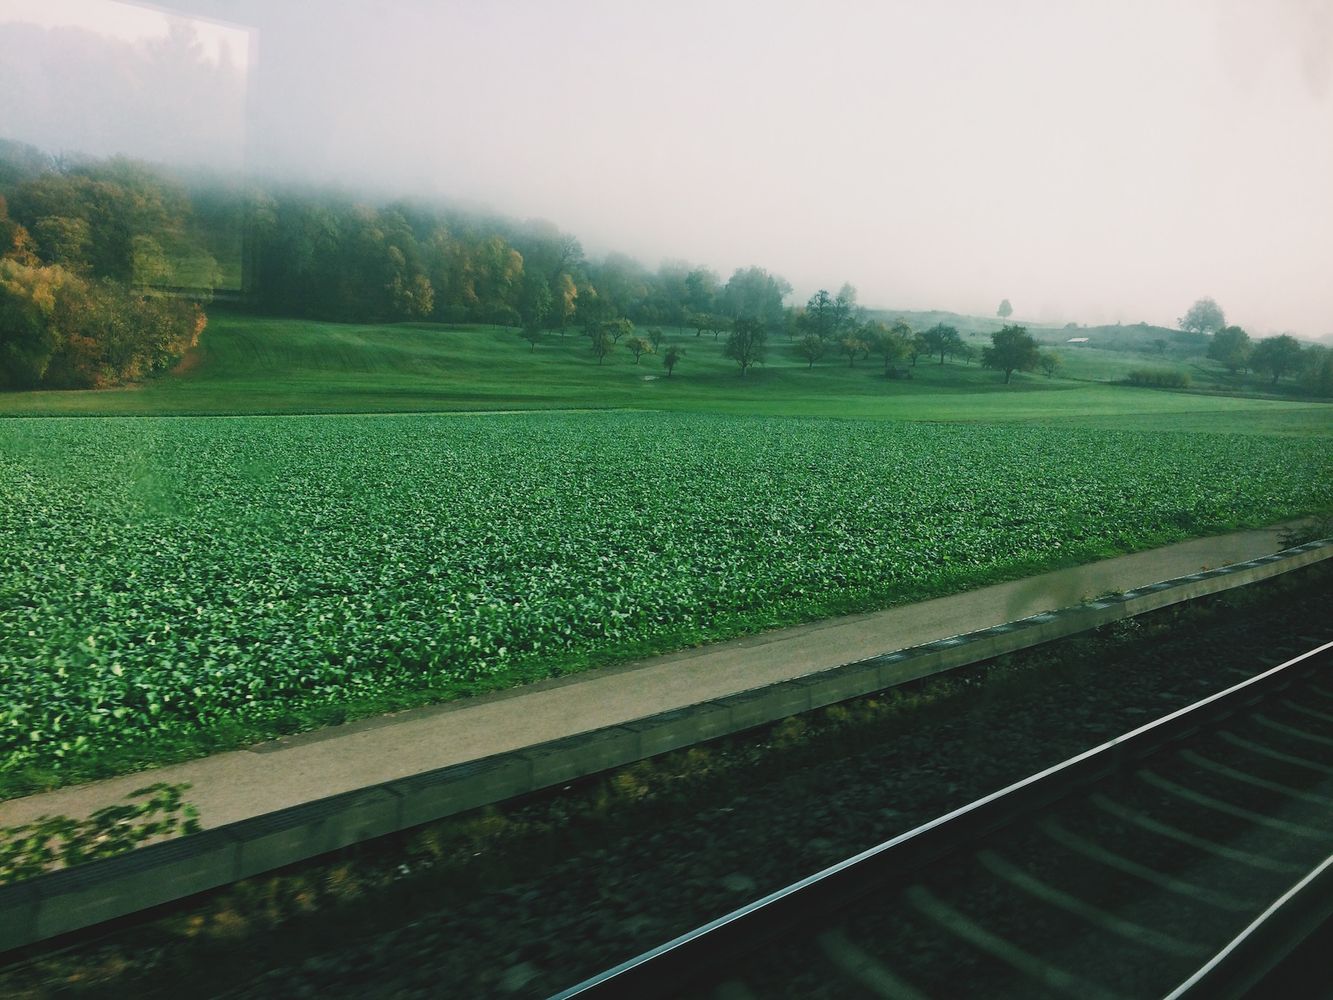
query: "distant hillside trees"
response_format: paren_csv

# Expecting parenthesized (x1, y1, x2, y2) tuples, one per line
(0, 164, 207, 388)
(0, 257, 204, 388)
(1179, 297, 1225, 335)
(983, 325, 1040, 383)
(997, 298, 1012, 319)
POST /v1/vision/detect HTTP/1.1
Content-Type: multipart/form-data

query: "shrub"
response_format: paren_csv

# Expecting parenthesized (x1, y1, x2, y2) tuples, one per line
(1125, 368, 1190, 389)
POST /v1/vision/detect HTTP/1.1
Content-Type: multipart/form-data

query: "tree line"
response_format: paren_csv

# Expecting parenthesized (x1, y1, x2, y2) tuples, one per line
(1184, 296, 1331, 394)
(0, 168, 206, 389)
(1, 139, 1327, 396)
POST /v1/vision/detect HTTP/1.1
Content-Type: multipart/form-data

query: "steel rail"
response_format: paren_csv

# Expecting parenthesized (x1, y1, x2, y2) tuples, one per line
(551, 640, 1333, 1000)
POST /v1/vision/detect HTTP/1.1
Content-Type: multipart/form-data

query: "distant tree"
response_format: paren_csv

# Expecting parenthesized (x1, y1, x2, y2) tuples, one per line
(906, 331, 928, 367)
(795, 333, 827, 369)
(710, 314, 731, 340)
(1152, 338, 1168, 357)
(520, 325, 543, 352)
(1250, 334, 1304, 385)
(605, 317, 634, 344)
(684, 267, 719, 315)
(832, 283, 858, 335)
(863, 320, 906, 374)
(957, 343, 979, 365)
(1299, 345, 1333, 397)
(662, 344, 684, 377)
(997, 298, 1013, 319)
(1179, 297, 1225, 335)
(1038, 349, 1062, 378)
(803, 289, 836, 341)
(589, 326, 615, 364)
(983, 325, 1041, 383)
(647, 327, 665, 349)
(625, 334, 654, 364)
(687, 310, 709, 337)
(922, 323, 962, 364)
(32, 215, 91, 272)
(782, 306, 803, 341)
(518, 276, 552, 351)
(722, 266, 790, 324)
(578, 290, 612, 339)
(1207, 325, 1252, 374)
(724, 317, 767, 375)
(838, 333, 869, 367)
(551, 272, 578, 336)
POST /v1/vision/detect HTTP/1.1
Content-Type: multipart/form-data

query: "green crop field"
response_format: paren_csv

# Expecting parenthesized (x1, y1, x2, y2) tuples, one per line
(2, 410, 1330, 794)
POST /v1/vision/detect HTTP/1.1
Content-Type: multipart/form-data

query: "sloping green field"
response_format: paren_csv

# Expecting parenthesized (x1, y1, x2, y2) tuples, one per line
(1, 316, 1329, 435)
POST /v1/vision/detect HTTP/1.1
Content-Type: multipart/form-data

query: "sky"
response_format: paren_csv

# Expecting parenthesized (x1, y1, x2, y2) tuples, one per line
(1, 0, 1331, 339)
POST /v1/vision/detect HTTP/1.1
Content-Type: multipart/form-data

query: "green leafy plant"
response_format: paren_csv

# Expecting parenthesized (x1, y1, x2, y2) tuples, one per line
(1, 412, 1329, 783)
(0, 782, 200, 883)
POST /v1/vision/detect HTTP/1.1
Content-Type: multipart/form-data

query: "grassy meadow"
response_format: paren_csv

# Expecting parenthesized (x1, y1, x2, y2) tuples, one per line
(1, 314, 1330, 794)
(0, 315, 1329, 435)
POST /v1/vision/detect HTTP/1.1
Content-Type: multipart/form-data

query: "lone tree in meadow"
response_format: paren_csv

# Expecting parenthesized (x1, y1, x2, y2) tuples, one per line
(725, 317, 767, 376)
(518, 276, 552, 351)
(1250, 334, 1304, 385)
(520, 325, 544, 352)
(625, 334, 654, 364)
(1207, 325, 1252, 374)
(795, 333, 827, 369)
(1179, 297, 1225, 335)
(983, 324, 1041, 383)
(1038, 349, 1063, 378)
(997, 298, 1013, 320)
(590, 326, 615, 364)
(662, 344, 684, 377)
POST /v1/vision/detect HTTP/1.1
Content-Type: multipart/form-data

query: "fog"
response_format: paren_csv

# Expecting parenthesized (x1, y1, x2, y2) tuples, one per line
(2, 0, 1331, 338)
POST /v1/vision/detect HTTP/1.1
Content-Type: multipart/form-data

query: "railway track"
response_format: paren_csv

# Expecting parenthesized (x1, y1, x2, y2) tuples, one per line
(556, 640, 1333, 1000)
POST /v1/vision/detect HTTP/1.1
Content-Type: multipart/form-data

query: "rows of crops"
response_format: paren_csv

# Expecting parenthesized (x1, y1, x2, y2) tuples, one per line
(2, 411, 1330, 781)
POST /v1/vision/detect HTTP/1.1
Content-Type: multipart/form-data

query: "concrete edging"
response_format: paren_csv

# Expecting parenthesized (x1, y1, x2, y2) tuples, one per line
(1, 537, 1330, 952)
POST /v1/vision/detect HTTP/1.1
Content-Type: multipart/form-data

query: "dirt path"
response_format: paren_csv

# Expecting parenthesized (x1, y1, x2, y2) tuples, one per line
(0, 524, 1307, 830)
